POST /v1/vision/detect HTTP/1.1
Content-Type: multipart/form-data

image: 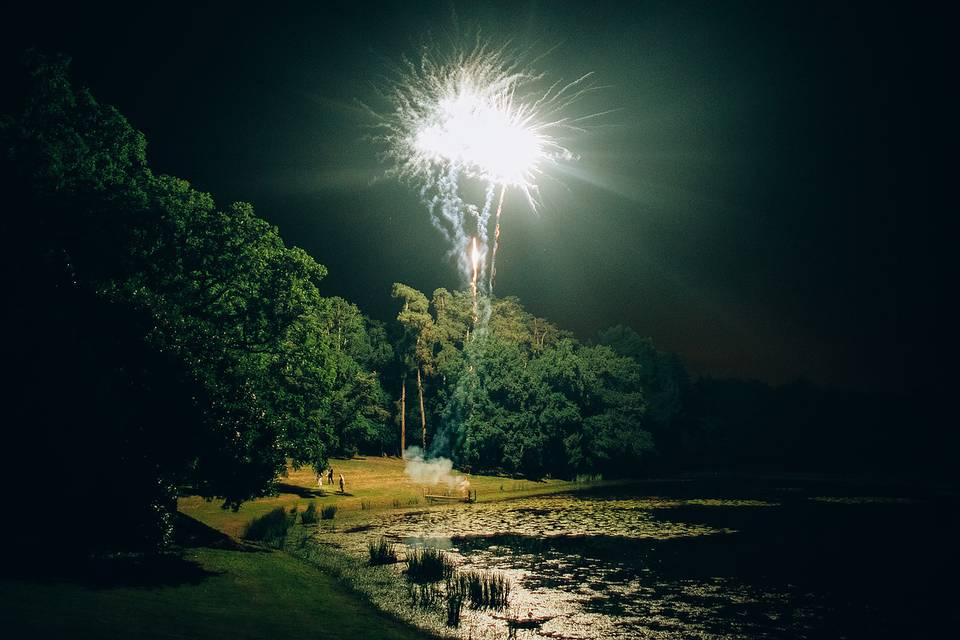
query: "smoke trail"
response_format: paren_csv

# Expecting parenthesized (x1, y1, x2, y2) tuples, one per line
(426, 329, 487, 463)
(366, 40, 599, 475)
(470, 236, 480, 325)
(487, 185, 507, 293)
(426, 165, 477, 281)
(476, 182, 496, 287)
(403, 446, 470, 493)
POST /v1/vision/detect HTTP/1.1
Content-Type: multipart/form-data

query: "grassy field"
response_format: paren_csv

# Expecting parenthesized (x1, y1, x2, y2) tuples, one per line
(4, 456, 593, 639)
(1, 547, 424, 640)
(179, 455, 591, 537)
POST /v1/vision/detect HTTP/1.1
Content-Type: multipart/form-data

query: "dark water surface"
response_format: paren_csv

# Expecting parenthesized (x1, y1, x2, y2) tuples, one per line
(364, 478, 957, 639)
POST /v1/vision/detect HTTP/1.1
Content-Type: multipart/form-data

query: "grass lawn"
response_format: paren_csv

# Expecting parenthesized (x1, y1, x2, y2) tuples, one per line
(179, 455, 597, 537)
(3, 456, 599, 639)
(1, 546, 424, 640)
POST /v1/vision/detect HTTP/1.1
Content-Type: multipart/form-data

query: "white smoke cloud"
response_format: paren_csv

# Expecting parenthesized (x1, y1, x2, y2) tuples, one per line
(404, 446, 470, 494)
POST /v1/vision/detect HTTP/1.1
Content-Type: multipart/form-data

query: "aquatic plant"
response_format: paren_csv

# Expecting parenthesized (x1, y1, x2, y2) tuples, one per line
(409, 581, 441, 608)
(320, 504, 338, 520)
(406, 546, 455, 582)
(449, 569, 511, 609)
(368, 537, 399, 565)
(445, 583, 464, 626)
(241, 507, 295, 546)
(300, 502, 320, 524)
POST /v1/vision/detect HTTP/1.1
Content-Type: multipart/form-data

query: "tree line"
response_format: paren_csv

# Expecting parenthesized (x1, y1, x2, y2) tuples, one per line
(390, 285, 657, 478)
(0, 54, 932, 556)
(0, 54, 398, 553)
(0, 55, 685, 553)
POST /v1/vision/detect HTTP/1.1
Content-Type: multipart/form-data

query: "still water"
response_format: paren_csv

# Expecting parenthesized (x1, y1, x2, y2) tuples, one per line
(352, 478, 956, 639)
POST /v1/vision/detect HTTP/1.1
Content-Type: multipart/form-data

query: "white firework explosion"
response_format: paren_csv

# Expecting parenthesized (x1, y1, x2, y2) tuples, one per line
(368, 39, 599, 323)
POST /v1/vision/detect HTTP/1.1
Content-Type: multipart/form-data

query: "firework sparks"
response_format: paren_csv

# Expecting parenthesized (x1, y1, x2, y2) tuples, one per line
(370, 40, 596, 327)
(488, 184, 506, 292)
(470, 236, 482, 324)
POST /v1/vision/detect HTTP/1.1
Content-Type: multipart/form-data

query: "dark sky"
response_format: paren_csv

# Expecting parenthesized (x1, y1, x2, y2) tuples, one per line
(2, 1, 947, 393)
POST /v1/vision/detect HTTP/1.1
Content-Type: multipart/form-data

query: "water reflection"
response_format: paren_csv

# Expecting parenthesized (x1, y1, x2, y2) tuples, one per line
(327, 482, 956, 639)
(382, 494, 773, 541)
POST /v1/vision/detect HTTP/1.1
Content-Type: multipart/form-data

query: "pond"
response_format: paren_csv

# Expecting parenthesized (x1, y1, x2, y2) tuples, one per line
(325, 477, 957, 639)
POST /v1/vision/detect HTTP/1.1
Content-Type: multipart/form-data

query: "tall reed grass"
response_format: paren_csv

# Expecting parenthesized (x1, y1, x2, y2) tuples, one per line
(406, 546, 455, 583)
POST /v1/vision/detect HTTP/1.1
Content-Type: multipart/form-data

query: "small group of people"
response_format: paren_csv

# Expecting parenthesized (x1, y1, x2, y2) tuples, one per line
(317, 467, 345, 493)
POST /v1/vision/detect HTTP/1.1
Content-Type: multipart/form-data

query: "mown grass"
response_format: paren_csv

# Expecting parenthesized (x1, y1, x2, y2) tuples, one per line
(0, 547, 426, 640)
(4, 457, 600, 640)
(163, 457, 607, 637)
(178, 455, 607, 539)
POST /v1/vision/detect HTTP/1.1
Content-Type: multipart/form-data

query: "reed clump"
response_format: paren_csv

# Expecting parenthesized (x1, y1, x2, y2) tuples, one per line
(367, 537, 399, 565)
(241, 507, 295, 546)
(300, 502, 320, 524)
(448, 569, 511, 610)
(406, 546, 455, 583)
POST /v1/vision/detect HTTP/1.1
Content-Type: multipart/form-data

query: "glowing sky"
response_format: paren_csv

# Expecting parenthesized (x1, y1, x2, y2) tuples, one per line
(2, 1, 945, 393)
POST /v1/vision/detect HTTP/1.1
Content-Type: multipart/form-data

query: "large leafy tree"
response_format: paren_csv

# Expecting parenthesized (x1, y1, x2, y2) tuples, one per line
(316, 297, 392, 456)
(0, 53, 364, 552)
(429, 287, 470, 379)
(392, 282, 435, 450)
(389, 284, 653, 478)
(598, 325, 688, 461)
(576, 344, 651, 472)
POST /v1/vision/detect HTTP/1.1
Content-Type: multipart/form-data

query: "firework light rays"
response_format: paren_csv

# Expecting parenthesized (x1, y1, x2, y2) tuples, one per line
(368, 39, 599, 326)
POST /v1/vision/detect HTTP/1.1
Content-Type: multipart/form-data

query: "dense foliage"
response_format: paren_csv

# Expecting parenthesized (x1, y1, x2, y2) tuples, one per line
(0, 54, 930, 556)
(0, 54, 392, 553)
(392, 288, 654, 478)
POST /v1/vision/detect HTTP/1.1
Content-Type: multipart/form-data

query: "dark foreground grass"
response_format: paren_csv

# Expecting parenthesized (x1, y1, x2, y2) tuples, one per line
(0, 547, 426, 640)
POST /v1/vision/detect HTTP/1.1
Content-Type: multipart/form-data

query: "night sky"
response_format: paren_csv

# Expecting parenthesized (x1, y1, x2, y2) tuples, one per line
(2, 1, 947, 394)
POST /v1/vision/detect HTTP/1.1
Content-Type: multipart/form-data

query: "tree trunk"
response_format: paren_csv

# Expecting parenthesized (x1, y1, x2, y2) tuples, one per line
(400, 374, 406, 455)
(417, 366, 427, 449)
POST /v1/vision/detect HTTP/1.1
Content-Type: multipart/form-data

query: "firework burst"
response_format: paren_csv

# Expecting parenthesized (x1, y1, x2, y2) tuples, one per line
(369, 39, 597, 326)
